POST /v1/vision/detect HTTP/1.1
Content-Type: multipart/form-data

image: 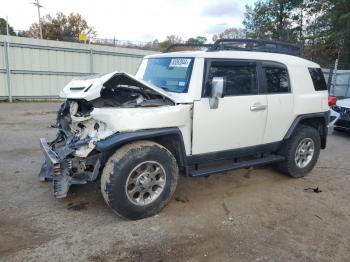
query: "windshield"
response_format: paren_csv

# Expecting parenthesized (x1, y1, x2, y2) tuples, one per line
(137, 57, 194, 93)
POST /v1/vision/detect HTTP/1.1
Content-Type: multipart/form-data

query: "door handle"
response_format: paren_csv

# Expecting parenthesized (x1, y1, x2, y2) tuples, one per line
(250, 103, 267, 111)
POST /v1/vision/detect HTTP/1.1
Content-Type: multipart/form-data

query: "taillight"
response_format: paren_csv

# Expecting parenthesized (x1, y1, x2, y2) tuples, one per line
(328, 96, 337, 107)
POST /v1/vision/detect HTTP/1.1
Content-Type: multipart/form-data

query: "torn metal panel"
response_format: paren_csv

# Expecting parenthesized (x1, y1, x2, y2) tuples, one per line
(39, 70, 192, 199)
(60, 72, 177, 103)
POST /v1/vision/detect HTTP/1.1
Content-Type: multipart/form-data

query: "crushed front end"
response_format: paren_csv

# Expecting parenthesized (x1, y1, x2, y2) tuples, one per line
(38, 72, 176, 198)
(39, 100, 109, 198)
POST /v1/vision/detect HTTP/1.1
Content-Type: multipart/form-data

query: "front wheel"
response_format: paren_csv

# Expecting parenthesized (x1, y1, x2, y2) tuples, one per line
(100, 141, 178, 220)
(278, 125, 321, 178)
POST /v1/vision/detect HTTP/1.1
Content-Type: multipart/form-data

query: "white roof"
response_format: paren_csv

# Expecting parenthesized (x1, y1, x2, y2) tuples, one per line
(145, 50, 320, 68)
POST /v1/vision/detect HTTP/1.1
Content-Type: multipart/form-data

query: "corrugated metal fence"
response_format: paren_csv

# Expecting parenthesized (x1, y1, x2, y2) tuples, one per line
(2, 36, 349, 100)
(0, 36, 158, 100)
(323, 69, 350, 98)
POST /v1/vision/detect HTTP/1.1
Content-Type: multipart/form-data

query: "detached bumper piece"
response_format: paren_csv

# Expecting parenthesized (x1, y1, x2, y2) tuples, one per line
(39, 137, 100, 199)
(39, 138, 74, 198)
(39, 138, 61, 181)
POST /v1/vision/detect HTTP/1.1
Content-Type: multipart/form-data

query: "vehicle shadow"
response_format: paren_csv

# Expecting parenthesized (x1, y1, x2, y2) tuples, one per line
(331, 128, 350, 138)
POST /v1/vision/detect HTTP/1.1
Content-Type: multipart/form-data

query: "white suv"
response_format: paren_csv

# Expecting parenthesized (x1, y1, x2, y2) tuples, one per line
(39, 39, 330, 220)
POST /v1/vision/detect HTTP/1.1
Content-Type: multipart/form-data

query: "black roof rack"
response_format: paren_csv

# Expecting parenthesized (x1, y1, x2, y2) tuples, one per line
(209, 38, 302, 56)
(163, 38, 302, 57)
(164, 43, 213, 53)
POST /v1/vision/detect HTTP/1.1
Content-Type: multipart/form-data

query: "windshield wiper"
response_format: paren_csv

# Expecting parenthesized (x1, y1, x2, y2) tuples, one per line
(159, 86, 184, 93)
(159, 86, 171, 92)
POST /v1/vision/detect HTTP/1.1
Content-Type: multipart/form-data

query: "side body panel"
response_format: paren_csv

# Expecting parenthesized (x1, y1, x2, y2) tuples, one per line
(289, 65, 329, 117)
(263, 93, 294, 143)
(259, 64, 328, 144)
(90, 104, 193, 155)
(191, 57, 329, 156)
(192, 95, 268, 154)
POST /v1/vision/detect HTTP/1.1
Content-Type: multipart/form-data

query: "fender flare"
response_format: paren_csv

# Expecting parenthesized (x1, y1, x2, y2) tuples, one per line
(284, 111, 330, 148)
(95, 127, 189, 174)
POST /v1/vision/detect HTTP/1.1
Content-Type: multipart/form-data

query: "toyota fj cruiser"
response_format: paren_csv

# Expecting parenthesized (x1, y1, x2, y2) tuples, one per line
(39, 39, 330, 220)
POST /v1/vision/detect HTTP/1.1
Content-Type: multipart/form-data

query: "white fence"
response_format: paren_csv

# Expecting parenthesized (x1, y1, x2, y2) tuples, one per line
(0, 36, 158, 100)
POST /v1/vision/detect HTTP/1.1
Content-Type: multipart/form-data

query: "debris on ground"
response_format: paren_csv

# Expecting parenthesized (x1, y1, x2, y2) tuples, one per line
(222, 201, 230, 215)
(174, 196, 189, 203)
(304, 187, 322, 193)
(244, 167, 254, 179)
(67, 201, 89, 211)
(315, 215, 322, 220)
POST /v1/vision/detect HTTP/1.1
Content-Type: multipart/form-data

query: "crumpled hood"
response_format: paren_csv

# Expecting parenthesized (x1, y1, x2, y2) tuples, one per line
(60, 71, 177, 103)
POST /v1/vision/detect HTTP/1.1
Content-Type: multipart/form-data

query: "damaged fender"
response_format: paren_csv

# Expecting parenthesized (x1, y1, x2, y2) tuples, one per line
(39, 72, 192, 198)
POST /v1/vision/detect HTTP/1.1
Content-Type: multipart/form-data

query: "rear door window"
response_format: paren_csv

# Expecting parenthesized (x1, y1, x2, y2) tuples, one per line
(309, 68, 327, 91)
(262, 63, 290, 94)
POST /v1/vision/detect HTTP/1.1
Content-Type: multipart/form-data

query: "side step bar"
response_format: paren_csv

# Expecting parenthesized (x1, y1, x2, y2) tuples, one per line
(189, 155, 285, 177)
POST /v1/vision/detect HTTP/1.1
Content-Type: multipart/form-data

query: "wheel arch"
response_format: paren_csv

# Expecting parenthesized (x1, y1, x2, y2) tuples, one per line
(284, 111, 330, 149)
(95, 127, 189, 175)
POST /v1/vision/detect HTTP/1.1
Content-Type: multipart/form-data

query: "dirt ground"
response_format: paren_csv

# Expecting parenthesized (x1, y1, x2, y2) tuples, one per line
(0, 102, 350, 262)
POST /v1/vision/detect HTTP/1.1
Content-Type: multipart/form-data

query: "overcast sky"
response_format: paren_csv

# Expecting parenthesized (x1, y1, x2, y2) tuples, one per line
(1, 0, 256, 42)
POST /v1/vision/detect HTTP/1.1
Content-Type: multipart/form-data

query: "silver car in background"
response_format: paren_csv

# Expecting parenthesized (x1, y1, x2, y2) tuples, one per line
(330, 98, 350, 131)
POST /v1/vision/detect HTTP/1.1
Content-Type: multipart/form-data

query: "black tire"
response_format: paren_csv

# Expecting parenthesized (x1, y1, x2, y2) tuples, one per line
(277, 125, 321, 178)
(101, 140, 178, 220)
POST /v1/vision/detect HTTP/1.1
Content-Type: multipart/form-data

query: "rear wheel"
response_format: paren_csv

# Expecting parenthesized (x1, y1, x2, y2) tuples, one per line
(278, 125, 321, 178)
(101, 141, 178, 220)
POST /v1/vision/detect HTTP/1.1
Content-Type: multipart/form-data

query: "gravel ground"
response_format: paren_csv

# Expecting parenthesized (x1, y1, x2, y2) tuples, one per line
(0, 102, 350, 262)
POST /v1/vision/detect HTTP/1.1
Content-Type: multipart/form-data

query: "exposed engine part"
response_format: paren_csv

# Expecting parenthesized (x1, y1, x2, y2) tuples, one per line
(39, 72, 176, 199)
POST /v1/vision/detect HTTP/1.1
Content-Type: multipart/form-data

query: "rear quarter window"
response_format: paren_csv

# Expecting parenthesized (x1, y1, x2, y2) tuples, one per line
(308, 68, 327, 91)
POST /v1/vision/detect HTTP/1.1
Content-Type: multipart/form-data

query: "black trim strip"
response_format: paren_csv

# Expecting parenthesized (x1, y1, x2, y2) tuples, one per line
(190, 154, 285, 177)
(187, 142, 281, 165)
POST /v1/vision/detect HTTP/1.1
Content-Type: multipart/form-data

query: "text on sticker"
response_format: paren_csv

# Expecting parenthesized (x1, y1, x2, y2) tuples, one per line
(169, 58, 191, 68)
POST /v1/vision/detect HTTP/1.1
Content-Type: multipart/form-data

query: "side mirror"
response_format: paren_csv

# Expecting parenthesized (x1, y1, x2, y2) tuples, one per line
(209, 77, 224, 109)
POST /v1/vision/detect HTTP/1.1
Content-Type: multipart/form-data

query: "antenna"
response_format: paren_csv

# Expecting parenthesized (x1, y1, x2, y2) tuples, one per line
(32, 0, 43, 39)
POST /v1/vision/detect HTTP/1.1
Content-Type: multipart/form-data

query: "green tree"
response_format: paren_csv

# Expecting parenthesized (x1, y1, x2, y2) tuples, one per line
(159, 35, 183, 49)
(301, 0, 350, 68)
(242, 0, 350, 68)
(25, 12, 96, 41)
(243, 0, 303, 42)
(212, 27, 245, 41)
(186, 36, 207, 44)
(0, 18, 16, 35)
(327, 0, 350, 67)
